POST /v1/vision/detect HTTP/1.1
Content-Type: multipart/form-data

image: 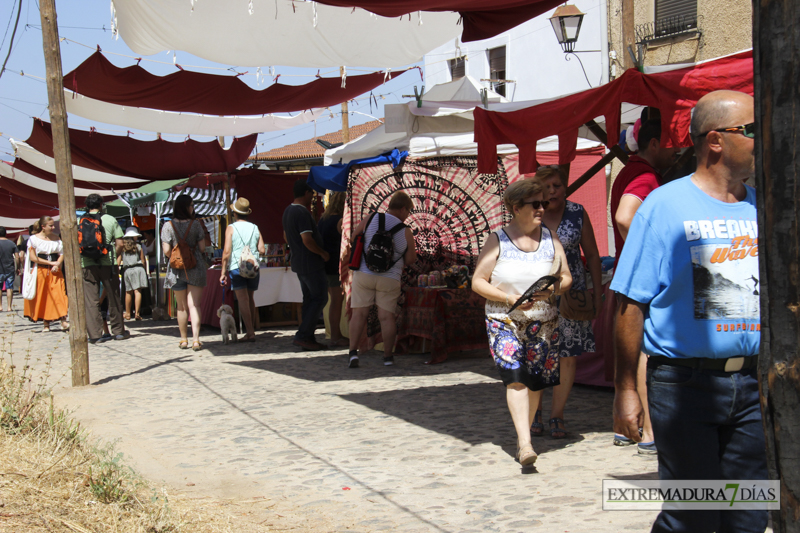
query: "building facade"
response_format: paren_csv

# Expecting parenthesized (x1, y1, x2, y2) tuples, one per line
(423, 0, 609, 101)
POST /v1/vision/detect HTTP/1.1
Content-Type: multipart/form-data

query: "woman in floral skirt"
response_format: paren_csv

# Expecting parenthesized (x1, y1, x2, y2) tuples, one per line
(472, 178, 572, 466)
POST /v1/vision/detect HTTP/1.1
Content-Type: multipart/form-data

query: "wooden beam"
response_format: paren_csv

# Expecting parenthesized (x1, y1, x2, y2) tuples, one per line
(39, 0, 89, 386)
(753, 1, 800, 531)
(621, 0, 636, 70)
(340, 67, 350, 144)
(566, 150, 618, 197)
(585, 119, 630, 164)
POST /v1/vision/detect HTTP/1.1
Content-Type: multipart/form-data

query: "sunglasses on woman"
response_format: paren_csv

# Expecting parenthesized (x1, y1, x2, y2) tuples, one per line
(521, 200, 550, 210)
(698, 122, 755, 139)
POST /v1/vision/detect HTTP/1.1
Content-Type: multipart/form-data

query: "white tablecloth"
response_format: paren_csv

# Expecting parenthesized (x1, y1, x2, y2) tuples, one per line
(253, 267, 303, 308)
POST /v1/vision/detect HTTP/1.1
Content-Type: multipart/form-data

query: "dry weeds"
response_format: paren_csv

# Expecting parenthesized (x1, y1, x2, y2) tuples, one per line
(0, 325, 290, 533)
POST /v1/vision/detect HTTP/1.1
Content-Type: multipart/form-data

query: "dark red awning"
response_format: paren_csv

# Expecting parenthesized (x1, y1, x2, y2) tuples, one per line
(475, 51, 754, 174)
(12, 158, 122, 190)
(63, 52, 412, 116)
(26, 120, 257, 180)
(309, 0, 564, 42)
(0, 188, 60, 218)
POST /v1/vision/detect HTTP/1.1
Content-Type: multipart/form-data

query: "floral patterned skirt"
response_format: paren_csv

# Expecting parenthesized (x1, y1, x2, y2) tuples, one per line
(485, 310, 561, 391)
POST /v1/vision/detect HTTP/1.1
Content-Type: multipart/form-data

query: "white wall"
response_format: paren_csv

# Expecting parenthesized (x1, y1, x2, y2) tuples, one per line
(423, 0, 608, 101)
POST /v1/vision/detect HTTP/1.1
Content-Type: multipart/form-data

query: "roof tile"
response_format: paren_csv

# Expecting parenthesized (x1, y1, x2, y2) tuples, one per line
(249, 120, 383, 162)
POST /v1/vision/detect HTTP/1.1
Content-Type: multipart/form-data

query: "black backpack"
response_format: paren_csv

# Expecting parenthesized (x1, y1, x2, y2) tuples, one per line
(78, 212, 108, 260)
(363, 213, 406, 273)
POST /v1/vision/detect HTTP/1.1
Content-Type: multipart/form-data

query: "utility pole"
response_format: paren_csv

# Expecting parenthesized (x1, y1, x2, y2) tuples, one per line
(340, 66, 350, 144)
(753, 2, 800, 531)
(39, 0, 89, 386)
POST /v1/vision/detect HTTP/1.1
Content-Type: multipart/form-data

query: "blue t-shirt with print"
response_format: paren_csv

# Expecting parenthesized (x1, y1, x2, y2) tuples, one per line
(610, 175, 760, 360)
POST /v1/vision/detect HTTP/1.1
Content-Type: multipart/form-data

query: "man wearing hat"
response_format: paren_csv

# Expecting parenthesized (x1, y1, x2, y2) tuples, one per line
(220, 197, 265, 342)
(282, 180, 329, 350)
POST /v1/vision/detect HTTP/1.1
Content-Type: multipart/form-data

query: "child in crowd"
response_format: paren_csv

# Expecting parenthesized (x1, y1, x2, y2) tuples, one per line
(118, 227, 148, 320)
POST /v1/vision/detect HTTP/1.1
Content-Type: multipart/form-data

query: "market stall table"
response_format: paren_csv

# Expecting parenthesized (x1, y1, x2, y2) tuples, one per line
(199, 266, 303, 328)
(396, 287, 488, 364)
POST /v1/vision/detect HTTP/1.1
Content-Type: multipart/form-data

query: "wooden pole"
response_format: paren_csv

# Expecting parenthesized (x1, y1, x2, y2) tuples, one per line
(39, 0, 89, 386)
(753, 2, 800, 531)
(340, 66, 350, 144)
(566, 150, 618, 197)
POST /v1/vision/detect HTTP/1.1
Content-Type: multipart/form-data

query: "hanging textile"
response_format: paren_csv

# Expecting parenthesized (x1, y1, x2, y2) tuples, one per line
(0, 189, 60, 219)
(307, 149, 408, 193)
(0, 165, 112, 207)
(11, 139, 145, 184)
(117, 187, 236, 217)
(26, 120, 257, 180)
(309, 0, 564, 42)
(111, 0, 461, 68)
(64, 91, 326, 137)
(475, 50, 754, 174)
(64, 52, 411, 115)
(9, 159, 135, 192)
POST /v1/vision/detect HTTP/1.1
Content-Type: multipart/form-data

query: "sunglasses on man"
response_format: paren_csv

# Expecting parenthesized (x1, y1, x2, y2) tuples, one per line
(521, 200, 550, 210)
(698, 122, 755, 139)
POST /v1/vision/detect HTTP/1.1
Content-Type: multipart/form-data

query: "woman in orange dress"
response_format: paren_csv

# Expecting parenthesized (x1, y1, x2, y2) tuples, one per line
(23, 216, 69, 332)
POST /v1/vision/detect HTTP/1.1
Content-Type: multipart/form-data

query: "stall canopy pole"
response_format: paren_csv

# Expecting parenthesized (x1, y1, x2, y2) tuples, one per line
(39, 0, 89, 386)
(154, 201, 163, 310)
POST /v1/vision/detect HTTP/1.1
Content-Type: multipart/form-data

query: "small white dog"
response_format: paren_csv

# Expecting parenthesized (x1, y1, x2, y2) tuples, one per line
(217, 304, 238, 344)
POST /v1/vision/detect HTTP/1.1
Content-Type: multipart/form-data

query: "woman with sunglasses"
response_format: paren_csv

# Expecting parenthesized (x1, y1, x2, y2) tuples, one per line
(532, 166, 604, 439)
(472, 178, 572, 466)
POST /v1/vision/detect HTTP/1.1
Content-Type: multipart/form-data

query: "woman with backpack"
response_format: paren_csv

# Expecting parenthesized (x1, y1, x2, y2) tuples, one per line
(23, 216, 69, 331)
(161, 195, 207, 351)
(118, 227, 148, 321)
(220, 198, 265, 342)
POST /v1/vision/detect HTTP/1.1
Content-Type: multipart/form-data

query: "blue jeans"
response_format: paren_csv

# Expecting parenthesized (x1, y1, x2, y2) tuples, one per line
(295, 270, 328, 342)
(647, 361, 768, 533)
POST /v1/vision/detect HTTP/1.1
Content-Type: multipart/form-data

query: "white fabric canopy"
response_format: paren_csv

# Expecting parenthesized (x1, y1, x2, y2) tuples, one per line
(65, 90, 328, 137)
(0, 215, 60, 228)
(324, 125, 601, 165)
(0, 162, 134, 197)
(10, 140, 146, 185)
(111, 0, 462, 68)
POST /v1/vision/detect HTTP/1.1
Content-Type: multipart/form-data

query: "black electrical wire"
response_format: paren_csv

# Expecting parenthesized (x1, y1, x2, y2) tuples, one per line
(0, 0, 23, 83)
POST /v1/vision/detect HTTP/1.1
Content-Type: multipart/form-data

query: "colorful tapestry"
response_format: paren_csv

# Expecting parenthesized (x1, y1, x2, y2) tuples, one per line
(341, 156, 516, 287)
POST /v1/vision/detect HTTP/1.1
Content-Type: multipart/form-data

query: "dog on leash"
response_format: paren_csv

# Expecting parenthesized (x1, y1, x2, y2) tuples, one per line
(217, 304, 238, 344)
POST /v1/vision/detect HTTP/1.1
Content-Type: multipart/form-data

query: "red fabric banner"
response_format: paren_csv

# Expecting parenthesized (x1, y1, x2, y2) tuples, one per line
(0, 189, 59, 218)
(310, 0, 564, 42)
(234, 169, 322, 244)
(26, 120, 257, 180)
(63, 52, 411, 116)
(475, 51, 754, 174)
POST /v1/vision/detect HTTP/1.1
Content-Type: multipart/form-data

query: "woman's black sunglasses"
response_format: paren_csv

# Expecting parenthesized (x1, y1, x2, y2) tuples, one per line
(521, 200, 550, 210)
(698, 122, 755, 139)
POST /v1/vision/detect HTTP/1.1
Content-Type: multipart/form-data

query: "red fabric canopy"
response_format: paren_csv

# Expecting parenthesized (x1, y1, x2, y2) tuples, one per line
(63, 52, 412, 116)
(1, 162, 117, 207)
(27, 120, 257, 180)
(235, 169, 322, 244)
(475, 51, 754, 174)
(311, 0, 564, 42)
(0, 188, 59, 219)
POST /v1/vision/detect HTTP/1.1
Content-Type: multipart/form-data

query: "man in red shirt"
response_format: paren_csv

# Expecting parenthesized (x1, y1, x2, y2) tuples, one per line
(610, 119, 680, 454)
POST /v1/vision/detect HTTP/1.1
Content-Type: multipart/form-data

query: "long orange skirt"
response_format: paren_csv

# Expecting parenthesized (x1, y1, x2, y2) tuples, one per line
(24, 267, 69, 322)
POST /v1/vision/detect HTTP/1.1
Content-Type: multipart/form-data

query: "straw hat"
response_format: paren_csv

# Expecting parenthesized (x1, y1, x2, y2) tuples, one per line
(123, 226, 142, 238)
(231, 197, 252, 215)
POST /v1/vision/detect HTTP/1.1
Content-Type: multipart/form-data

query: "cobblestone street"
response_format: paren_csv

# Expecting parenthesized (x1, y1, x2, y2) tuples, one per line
(2, 307, 660, 532)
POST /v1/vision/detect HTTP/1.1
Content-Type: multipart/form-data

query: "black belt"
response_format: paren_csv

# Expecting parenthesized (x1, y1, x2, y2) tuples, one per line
(649, 355, 757, 373)
(37, 253, 59, 261)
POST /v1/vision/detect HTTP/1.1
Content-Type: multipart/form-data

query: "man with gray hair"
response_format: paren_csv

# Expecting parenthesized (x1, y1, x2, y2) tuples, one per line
(612, 90, 766, 532)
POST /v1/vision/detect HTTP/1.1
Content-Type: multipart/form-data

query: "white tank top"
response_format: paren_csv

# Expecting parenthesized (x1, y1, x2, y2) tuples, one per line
(485, 227, 558, 321)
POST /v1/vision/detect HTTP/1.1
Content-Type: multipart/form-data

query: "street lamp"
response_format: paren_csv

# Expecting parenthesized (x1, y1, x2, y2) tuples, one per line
(549, 4, 585, 54)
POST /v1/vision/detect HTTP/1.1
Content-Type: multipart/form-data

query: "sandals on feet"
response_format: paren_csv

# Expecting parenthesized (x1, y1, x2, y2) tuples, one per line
(549, 417, 567, 439)
(515, 444, 538, 466)
(179, 339, 189, 349)
(135, 314, 142, 321)
(531, 409, 544, 436)
(42, 325, 50, 333)
(192, 341, 203, 351)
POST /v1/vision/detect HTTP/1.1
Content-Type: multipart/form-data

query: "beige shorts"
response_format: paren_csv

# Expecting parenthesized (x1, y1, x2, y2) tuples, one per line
(350, 271, 402, 313)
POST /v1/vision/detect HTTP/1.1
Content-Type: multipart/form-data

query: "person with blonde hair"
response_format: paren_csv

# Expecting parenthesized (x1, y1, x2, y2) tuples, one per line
(318, 191, 348, 347)
(347, 191, 417, 368)
(472, 178, 572, 466)
(118, 227, 148, 320)
(23, 216, 69, 331)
